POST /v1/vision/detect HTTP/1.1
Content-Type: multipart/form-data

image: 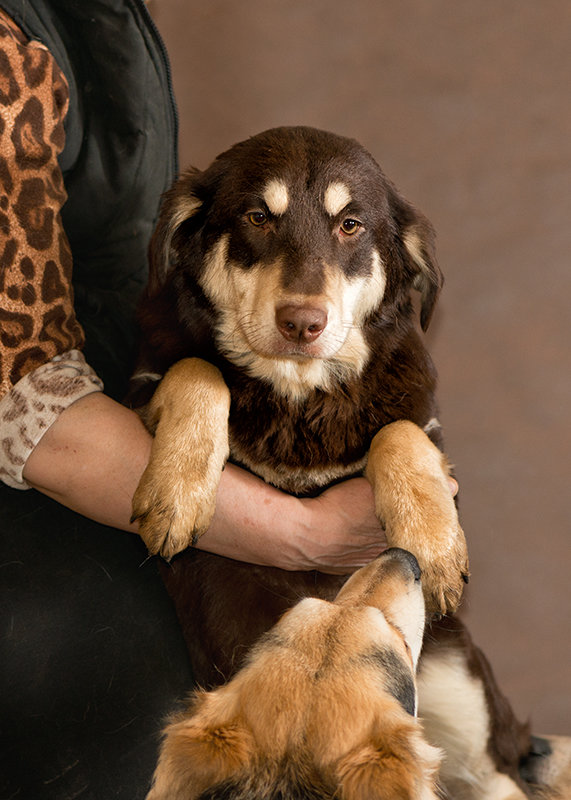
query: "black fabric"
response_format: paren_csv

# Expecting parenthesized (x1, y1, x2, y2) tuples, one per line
(0, 485, 194, 800)
(0, 0, 179, 399)
(0, 2, 191, 797)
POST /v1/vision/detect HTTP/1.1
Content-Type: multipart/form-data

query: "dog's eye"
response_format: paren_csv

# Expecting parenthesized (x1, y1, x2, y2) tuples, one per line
(248, 211, 268, 227)
(340, 218, 361, 236)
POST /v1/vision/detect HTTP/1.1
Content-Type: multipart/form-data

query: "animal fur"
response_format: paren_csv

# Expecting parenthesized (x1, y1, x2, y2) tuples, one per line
(130, 127, 568, 799)
(146, 549, 442, 800)
(131, 125, 468, 617)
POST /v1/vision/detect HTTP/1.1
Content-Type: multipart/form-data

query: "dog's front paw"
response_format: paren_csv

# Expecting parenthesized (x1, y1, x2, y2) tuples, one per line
(130, 358, 231, 560)
(132, 464, 219, 560)
(366, 420, 470, 617)
(416, 529, 470, 616)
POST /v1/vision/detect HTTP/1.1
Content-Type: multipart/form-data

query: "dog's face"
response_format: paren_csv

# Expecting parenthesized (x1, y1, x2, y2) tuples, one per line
(150, 127, 442, 400)
(146, 549, 441, 800)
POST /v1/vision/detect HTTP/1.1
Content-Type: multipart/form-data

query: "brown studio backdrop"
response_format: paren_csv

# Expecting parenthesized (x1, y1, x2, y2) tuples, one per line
(150, 0, 571, 734)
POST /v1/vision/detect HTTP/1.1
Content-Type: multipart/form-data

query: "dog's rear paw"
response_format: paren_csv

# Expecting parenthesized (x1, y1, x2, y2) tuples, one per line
(132, 469, 218, 560)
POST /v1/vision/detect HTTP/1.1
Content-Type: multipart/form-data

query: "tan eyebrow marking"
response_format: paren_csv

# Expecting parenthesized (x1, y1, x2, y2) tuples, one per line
(324, 181, 352, 216)
(263, 179, 289, 215)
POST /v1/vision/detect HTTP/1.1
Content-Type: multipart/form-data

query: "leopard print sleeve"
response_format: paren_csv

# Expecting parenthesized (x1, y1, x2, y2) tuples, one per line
(0, 10, 103, 489)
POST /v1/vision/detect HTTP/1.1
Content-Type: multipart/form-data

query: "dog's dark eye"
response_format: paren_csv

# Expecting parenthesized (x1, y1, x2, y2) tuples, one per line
(340, 218, 361, 236)
(248, 211, 268, 227)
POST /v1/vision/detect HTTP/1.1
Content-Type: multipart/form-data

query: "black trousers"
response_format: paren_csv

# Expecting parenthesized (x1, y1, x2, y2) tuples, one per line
(0, 485, 193, 800)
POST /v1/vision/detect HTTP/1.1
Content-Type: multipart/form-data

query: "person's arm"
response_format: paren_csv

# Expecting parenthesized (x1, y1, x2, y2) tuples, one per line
(0, 9, 384, 576)
(22, 391, 387, 575)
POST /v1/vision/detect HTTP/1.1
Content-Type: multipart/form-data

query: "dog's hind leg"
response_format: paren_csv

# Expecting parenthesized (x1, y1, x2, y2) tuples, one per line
(365, 419, 469, 616)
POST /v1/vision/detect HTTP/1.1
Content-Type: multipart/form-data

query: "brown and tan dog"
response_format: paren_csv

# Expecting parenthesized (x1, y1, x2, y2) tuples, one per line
(131, 125, 468, 618)
(130, 127, 569, 799)
(146, 549, 441, 800)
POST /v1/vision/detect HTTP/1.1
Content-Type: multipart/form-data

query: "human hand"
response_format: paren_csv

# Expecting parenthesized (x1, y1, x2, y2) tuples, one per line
(296, 478, 388, 574)
(275, 476, 457, 575)
(298, 474, 458, 577)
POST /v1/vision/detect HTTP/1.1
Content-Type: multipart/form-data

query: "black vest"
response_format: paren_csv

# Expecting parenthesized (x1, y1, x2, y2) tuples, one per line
(0, 0, 179, 398)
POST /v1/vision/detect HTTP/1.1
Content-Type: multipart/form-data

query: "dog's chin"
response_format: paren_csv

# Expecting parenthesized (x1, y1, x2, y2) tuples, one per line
(225, 348, 360, 402)
(243, 330, 347, 362)
(257, 344, 326, 361)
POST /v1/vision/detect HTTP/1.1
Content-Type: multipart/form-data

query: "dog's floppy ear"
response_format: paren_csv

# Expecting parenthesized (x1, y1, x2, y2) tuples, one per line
(148, 167, 204, 293)
(389, 187, 443, 331)
(335, 723, 441, 800)
(147, 705, 254, 800)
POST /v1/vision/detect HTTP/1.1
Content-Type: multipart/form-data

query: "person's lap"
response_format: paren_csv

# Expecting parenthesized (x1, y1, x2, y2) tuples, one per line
(0, 485, 193, 800)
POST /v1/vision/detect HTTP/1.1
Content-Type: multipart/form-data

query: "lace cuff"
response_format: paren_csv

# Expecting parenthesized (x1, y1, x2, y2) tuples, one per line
(0, 350, 103, 489)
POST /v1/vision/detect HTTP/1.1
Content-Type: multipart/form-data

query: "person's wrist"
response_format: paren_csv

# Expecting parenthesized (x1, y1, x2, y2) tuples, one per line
(258, 496, 318, 571)
(293, 495, 343, 571)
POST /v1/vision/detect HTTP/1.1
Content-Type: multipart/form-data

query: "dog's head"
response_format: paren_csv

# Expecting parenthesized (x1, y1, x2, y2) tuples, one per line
(146, 549, 441, 800)
(149, 127, 442, 399)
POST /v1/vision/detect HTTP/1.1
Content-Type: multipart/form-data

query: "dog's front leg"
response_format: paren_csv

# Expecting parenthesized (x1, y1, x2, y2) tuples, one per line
(132, 358, 230, 560)
(365, 420, 469, 616)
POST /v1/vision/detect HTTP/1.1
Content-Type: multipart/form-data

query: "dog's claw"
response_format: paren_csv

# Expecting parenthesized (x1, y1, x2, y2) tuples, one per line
(417, 539, 470, 617)
(131, 468, 218, 560)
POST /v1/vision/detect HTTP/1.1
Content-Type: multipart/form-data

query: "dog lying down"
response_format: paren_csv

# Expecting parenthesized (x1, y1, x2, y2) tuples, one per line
(146, 548, 442, 800)
(130, 127, 571, 799)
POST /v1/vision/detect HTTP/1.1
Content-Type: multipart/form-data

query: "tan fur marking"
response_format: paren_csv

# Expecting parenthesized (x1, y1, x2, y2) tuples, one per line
(365, 420, 469, 615)
(170, 194, 203, 232)
(199, 235, 232, 307)
(324, 181, 352, 216)
(403, 230, 426, 272)
(404, 228, 435, 298)
(132, 358, 230, 558)
(349, 249, 387, 325)
(199, 240, 385, 401)
(263, 178, 289, 215)
(159, 194, 203, 279)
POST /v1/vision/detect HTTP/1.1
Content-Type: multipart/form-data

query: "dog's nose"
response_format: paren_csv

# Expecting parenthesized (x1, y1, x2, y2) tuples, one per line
(275, 305, 327, 343)
(382, 548, 422, 582)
